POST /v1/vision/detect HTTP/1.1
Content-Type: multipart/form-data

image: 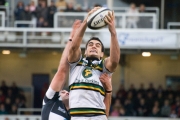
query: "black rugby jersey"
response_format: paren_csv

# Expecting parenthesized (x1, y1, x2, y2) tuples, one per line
(41, 88, 70, 120)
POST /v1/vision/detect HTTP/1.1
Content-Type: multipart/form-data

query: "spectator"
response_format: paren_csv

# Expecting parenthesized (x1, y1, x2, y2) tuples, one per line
(64, 2, 75, 12)
(18, 90, 26, 103)
(147, 83, 156, 96)
(6, 89, 15, 103)
(173, 100, 180, 117)
(137, 83, 146, 97)
(10, 82, 19, 98)
(24, 5, 32, 22)
(36, 1, 48, 21)
(126, 3, 139, 28)
(119, 107, 126, 116)
(0, 103, 8, 114)
(0, 90, 5, 103)
(149, 106, 160, 117)
(137, 98, 147, 116)
(161, 99, 171, 117)
(37, 17, 46, 27)
(94, 4, 102, 7)
(14, 1, 26, 27)
(110, 106, 120, 116)
(29, 0, 36, 16)
(156, 92, 164, 108)
(170, 110, 178, 118)
(124, 99, 134, 116)
(47, 1, 57, 27)
(116, 84, 126, 98)
(165, 86, 174, 96)
(127, 84, 137, 98)
(56, 0, 67, 12)
(113, 99, 122, 108)
(0, 80, 9, 95)
(9, 104, 17, 114)
(175, 85, 180, 97)
(156, 85, 164, 96)
(134, 93, 143, 111)
(75, 4, 84, 12)
(167, 93, 174, 106)
(139, 4, 146, 13)
(5, 98, 11, 113)
(145, 92, 154, 114)
(115, 91, 125, 105)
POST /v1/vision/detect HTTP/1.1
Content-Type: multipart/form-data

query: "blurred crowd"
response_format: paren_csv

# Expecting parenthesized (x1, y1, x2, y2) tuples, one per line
(110, 83, 180, 118)
(13, 0, 97, 28)
(0, 0, 154, 28)
(0, 80, 26, 115)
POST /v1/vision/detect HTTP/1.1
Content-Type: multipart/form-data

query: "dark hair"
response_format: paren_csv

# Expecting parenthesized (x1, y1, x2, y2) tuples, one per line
(85, 37, 105, 52)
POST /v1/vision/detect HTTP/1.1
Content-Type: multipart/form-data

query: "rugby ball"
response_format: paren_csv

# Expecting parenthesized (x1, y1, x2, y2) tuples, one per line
(87, 7, 112, 30)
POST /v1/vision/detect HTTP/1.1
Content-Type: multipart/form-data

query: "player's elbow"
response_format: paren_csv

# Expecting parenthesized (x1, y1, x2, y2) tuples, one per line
(111, 59, 119, 67)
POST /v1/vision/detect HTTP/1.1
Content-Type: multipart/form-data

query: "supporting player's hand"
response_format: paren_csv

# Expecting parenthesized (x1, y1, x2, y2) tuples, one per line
(69, 19, 82, 39)
(104, 11, 116, 34)
(84, 7, 101, 23)
(99, 73, 112, 92)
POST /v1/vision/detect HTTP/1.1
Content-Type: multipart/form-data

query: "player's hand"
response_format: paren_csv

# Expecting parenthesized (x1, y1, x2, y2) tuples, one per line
(84, 7, 101, 23)
(69, 19, 82, 39)
(99, 73, 112, 91)
(104, 11, 116, 34)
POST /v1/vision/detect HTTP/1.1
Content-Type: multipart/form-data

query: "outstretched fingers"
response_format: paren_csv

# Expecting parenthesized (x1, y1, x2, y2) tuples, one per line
(104, 11, 113, 25)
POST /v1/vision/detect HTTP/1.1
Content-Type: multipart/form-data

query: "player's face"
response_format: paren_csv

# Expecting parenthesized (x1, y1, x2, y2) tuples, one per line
(60, 90, 69, 101)
(85, 40, 104, 59)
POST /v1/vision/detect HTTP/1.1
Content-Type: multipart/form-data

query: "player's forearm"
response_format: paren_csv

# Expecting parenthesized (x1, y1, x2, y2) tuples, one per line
(58, 41, 71, 71)
(70, 21, 87, 51)
(110, 32, 120, 67)
(104, 92, 112, 117)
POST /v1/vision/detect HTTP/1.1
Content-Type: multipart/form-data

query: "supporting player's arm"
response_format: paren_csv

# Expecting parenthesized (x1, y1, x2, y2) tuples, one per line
(68, 7, 100, 63)
(104, 11, 120, 72)
(50, 20, 81, 92)
(99, 73, 112, 117)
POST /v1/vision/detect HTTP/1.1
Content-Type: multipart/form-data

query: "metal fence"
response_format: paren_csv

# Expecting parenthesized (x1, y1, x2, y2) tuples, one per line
(0, 28, 180, 49)
(54, 12, 157, 29)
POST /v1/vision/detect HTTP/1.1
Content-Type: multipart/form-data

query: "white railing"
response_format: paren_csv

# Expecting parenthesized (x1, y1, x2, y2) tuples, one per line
(14, 20, 36, 28)
(167, 22, 180, 29)
(0, 6, 9, 26)
(18, 108, 41, 115)
(113, 7, 159, 20)
(0, 11, 5, 27)
(54, 12, 157, 29)
(113, 7, 159, 28)
(0, 28, 180, 49)
(0, 115, 41, 120)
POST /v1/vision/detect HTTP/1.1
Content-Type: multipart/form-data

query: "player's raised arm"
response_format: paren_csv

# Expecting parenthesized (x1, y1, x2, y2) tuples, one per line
(68, 7, 100, 63)
(50, 20, 81, 92)
(99, 73, 112, 117)
(104, 11, 120, 72)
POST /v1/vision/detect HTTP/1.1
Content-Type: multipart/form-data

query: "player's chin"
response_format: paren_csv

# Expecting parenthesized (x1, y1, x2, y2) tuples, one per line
(88, 54, 99, 58)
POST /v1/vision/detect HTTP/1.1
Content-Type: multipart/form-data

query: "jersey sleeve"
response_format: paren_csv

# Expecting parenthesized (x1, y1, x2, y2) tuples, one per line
(102, 59, 113, 76)
(43, 87, 59, 105)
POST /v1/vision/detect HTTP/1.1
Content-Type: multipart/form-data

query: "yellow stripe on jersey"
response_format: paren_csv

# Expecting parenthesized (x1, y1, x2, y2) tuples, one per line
(69, 83, 105, 96)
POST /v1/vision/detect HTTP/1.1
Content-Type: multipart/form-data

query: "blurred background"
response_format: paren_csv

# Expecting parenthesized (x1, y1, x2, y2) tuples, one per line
(0, 0, 180, 120)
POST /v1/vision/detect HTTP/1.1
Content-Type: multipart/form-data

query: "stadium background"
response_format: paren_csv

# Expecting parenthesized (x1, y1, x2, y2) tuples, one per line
(0, 0, 180, 120)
